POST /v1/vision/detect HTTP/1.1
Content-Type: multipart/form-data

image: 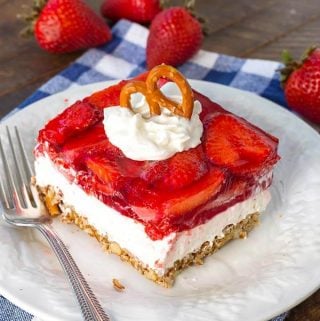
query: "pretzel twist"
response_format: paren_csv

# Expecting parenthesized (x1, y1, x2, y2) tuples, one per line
(120, 65, 194, 119)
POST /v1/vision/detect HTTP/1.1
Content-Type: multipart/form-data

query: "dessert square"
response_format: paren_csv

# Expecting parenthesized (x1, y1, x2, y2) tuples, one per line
(34, 65, 279, 287)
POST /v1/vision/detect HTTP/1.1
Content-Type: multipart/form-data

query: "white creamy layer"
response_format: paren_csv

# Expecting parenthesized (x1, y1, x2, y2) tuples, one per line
(103, 82, 203, 161)
(35, 155, 271, 275)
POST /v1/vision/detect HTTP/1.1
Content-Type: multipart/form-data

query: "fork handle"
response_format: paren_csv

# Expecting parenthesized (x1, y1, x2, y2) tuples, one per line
(37, 223, 111, 321)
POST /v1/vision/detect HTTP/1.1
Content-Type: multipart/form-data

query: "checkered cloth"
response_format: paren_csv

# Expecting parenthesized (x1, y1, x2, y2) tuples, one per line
(1, 19, 290, 321)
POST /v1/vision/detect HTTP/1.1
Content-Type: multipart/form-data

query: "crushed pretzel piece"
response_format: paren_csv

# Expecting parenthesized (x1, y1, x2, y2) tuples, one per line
(112, 278, 125, 292)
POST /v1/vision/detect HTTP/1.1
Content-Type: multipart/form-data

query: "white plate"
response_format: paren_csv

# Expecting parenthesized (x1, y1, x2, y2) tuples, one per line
(1, 80, 320, 321)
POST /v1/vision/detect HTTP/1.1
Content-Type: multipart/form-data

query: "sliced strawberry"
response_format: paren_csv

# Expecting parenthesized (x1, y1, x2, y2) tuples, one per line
(86, 156, 123, 191)
(141, 161, 168, 185)
(123, 177, 161, 218)
(160, 147, 207, 190)
(86, 80, 128, 108)
(141, 147, 207, 191)
(86, 154, 147, 195)
(143, 168, 225, 239)
(61, 123, 121, 166)
(117, 157, 146, 177)
(62, 123, 106, 152)
(38, 101, 103, 145)
(163, 167, 224, 217)
(193, 90, 226, 122)
(204, 114, 279, 175)
(128, 167, 223, 216)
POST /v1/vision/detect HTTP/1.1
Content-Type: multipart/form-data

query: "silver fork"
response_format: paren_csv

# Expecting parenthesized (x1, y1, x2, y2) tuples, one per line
(0, 126, 111, 321)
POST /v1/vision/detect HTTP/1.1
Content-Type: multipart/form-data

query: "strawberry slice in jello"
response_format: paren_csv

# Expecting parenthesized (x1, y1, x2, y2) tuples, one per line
(61, 124, 121, 168)
(141, 147, 208, 191)
(120, 164, 225, 240)
(204, 113, 279, 176)
(38, 101, 103, 145)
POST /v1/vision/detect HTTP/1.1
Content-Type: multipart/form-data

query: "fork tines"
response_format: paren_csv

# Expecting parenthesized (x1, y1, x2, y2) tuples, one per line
(0, 127, 35, 210)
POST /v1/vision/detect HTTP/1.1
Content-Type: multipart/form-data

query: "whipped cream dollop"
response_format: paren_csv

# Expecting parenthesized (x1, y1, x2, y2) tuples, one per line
(103, 82, 204, 161)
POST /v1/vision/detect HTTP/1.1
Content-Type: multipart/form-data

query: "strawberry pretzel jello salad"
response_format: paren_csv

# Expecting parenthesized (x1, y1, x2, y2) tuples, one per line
(34, 65, 280, 287)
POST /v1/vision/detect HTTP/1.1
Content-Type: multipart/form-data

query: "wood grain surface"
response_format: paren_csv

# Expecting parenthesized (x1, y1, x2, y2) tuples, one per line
(1, 0, 319, 320)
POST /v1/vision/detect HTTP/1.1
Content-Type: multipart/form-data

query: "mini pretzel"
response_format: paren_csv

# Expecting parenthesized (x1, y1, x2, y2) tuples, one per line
(120, 65, 194, 119)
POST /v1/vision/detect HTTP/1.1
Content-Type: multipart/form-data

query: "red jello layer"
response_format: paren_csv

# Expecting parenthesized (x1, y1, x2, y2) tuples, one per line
(35, 78, 279, 240)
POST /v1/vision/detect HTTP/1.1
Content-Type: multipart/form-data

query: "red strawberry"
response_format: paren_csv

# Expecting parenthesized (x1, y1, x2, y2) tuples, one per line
(86, 80, 128, 109)
(204, 114, 279, 175)
(141, 161, 168, 185)
(101, 0, 162, 24)
(87, 156, 122, 187)
(144, 168, 225, 239)
(146, 7, 203, 69)
(87, 155, 146, 196)
(141, 147, 207, 190)
(125, 166, 224, 230)
(117, 157, 146, 177)
(38, 101, 103, 145)
(86, 71, 152, 108)
(34, 0, 112, 53)
(61, 124, 122, 166)
(281, 48, 320, 123)
(193, 89, 227, 122)
(162, 167, 224, 217)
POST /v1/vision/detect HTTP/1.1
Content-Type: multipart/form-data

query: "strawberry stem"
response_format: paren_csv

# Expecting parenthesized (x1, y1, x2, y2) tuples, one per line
(300, 46, 317, 63)
(279, 50, 299, 86)
(281, 50, 294, 65)
(18, 0, 47, 36)
(279, 47, 317, 86)
(184, 0, 196, 11)
(183, 0, 210, 35)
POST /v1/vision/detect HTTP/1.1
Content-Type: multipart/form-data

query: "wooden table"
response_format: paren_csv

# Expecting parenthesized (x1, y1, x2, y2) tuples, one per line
(1, 0, 320, 319)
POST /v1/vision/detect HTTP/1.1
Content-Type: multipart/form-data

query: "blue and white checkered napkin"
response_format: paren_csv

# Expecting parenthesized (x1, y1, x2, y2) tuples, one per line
(1, 19, 290, 321)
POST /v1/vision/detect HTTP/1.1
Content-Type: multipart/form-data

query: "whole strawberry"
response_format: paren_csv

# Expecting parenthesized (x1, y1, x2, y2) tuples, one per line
(34, 0, 112, 53)
(101, 0, 162, 24)
(146, 7, 203, 69)
(281, 48, 320, 123)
